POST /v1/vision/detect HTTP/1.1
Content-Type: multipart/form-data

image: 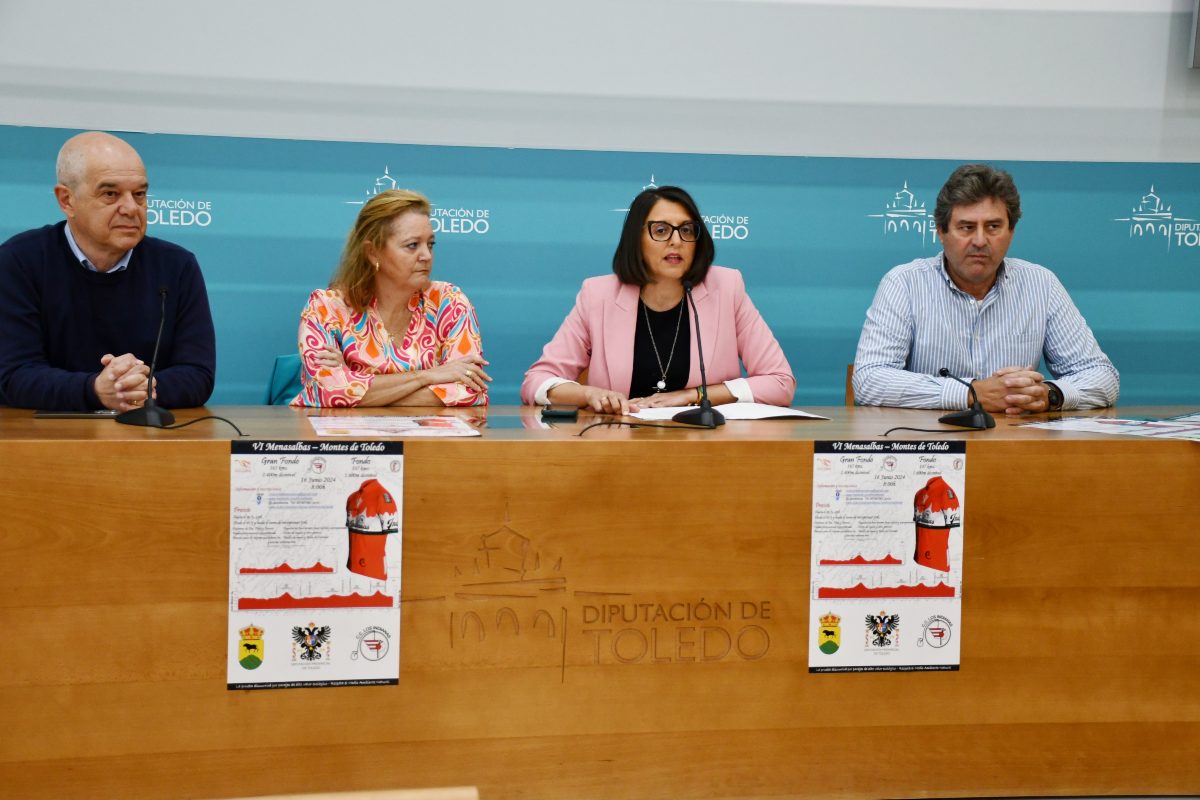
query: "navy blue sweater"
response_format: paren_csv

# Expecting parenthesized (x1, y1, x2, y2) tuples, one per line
(0, 222, 216, 410)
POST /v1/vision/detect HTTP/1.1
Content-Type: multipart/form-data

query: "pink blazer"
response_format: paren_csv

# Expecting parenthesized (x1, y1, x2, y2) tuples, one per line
(521, 266, 795, 406)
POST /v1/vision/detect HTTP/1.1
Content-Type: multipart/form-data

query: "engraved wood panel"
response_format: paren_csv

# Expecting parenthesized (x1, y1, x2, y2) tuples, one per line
(0, 407, 1196, 799)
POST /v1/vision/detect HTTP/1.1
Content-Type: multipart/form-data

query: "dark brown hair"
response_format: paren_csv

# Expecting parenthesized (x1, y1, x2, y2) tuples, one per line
(612, 185, 714, 286)
(934, 164, 1022, 232)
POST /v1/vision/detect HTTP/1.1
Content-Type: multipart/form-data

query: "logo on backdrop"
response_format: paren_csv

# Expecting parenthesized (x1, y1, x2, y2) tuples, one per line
(1113, 185, 1197, 250)
(609, 174, 663, 213)
(612, 175, 751, 241)
(146, 193, 213, 228)
(867, 181, 935, 246)
(347, 166, 491, 235)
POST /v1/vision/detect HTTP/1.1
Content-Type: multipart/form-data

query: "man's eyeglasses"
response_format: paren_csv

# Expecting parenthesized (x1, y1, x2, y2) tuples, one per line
(646, 221, 701, 242)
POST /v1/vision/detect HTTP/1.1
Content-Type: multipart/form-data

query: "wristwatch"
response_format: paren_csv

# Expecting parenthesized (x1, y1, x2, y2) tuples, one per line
(1046, 382, 1064, 412)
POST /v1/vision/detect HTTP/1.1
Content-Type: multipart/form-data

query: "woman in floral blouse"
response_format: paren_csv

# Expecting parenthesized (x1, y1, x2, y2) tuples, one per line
(291, 189, 489, 407)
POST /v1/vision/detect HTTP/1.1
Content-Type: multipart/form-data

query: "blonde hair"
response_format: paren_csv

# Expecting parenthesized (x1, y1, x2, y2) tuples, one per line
(331, 188, 432, 313)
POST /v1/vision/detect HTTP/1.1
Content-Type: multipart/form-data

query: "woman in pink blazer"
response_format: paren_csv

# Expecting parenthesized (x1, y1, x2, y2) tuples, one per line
(521, 186, 795, 414)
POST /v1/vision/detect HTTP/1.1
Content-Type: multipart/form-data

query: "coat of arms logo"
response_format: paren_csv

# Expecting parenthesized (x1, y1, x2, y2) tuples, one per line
(292, 623, 331, 661)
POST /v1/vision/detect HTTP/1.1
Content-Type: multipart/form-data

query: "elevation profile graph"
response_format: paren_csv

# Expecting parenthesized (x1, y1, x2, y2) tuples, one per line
(239, 561, 336, 575)
(237, 591, 395, 610)
(817, 582, 955, 599)
(818, 554, 903, 566)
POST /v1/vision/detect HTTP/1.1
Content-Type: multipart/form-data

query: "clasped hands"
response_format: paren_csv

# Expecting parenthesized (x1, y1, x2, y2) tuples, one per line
(971, 366, 1051, 415)
(94, 353, 152, 412)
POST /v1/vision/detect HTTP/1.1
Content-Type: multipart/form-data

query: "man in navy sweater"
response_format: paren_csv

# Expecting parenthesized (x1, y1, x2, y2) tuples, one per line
(0, 132, 216, 411)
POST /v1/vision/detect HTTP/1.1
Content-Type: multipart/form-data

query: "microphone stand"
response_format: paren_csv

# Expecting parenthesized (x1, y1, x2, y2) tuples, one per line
(673, 281, 725, 428)
(116, 287, 176, 428)
(937, 368, 995, 430)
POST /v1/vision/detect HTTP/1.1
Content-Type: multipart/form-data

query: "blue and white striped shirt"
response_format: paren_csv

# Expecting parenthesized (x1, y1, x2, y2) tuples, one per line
(853, 255, 1119, 410)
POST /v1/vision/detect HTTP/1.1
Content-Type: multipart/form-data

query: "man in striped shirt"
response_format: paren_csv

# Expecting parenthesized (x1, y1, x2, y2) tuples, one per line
(852, 164, 1119, 414)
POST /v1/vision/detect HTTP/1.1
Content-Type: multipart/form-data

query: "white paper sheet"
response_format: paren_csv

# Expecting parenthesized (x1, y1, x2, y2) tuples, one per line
(307, 415, 481, 437)
(631, 402, 829, 422)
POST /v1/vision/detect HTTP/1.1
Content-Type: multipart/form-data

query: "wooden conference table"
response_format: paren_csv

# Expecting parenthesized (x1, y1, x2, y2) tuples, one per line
(0, 405, 1197, 800)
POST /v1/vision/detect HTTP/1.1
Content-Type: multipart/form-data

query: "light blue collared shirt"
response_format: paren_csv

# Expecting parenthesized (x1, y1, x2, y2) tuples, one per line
(852, 254, 1120, 411)
(63, 223, 133, 273)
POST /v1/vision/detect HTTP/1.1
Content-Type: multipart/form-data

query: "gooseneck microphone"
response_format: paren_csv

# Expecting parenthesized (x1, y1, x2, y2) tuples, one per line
(937, 367, 995, 430)
(116, 286, 176, 428)
(673, 281, 726, 428)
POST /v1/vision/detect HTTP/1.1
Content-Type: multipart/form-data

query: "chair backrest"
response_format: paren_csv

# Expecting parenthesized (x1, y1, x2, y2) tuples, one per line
(264, 354, 303, 405)
(845, 363, 855, 406)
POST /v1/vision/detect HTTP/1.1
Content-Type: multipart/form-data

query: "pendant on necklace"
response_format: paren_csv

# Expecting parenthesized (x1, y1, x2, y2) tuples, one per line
(656, 380, 666, 391)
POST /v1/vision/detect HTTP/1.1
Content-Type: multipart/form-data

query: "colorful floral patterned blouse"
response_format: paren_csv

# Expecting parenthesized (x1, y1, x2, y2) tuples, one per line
(291, 283, 486, 407)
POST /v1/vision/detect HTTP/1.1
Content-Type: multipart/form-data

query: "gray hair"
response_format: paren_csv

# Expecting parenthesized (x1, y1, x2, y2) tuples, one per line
(55, 140, 88, 189)
(55, 131, 142, 189)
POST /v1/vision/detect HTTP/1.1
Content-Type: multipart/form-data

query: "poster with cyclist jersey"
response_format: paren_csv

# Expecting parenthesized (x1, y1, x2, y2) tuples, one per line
(809, 441, 966, 673)
(227, 440, 403, 689)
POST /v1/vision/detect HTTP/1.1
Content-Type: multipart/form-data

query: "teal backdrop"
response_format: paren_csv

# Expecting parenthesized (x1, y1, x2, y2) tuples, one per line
(2, 125, 1197, 406)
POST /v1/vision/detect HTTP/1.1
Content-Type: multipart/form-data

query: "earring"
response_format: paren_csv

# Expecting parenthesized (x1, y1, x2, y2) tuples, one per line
(374, 262, 380, 272)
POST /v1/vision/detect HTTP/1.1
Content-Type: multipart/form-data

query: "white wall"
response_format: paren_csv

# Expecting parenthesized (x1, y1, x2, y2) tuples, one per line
(1, 0, 1199, 161)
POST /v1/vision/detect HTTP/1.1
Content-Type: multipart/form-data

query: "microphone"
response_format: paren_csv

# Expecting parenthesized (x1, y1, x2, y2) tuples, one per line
(937, 368, 995, 430)
(673, 281, 725, 428)
(116, 286, 176, 428)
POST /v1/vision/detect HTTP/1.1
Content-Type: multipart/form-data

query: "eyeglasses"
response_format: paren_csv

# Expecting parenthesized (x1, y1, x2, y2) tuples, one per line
(646, 220, 701, 242)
